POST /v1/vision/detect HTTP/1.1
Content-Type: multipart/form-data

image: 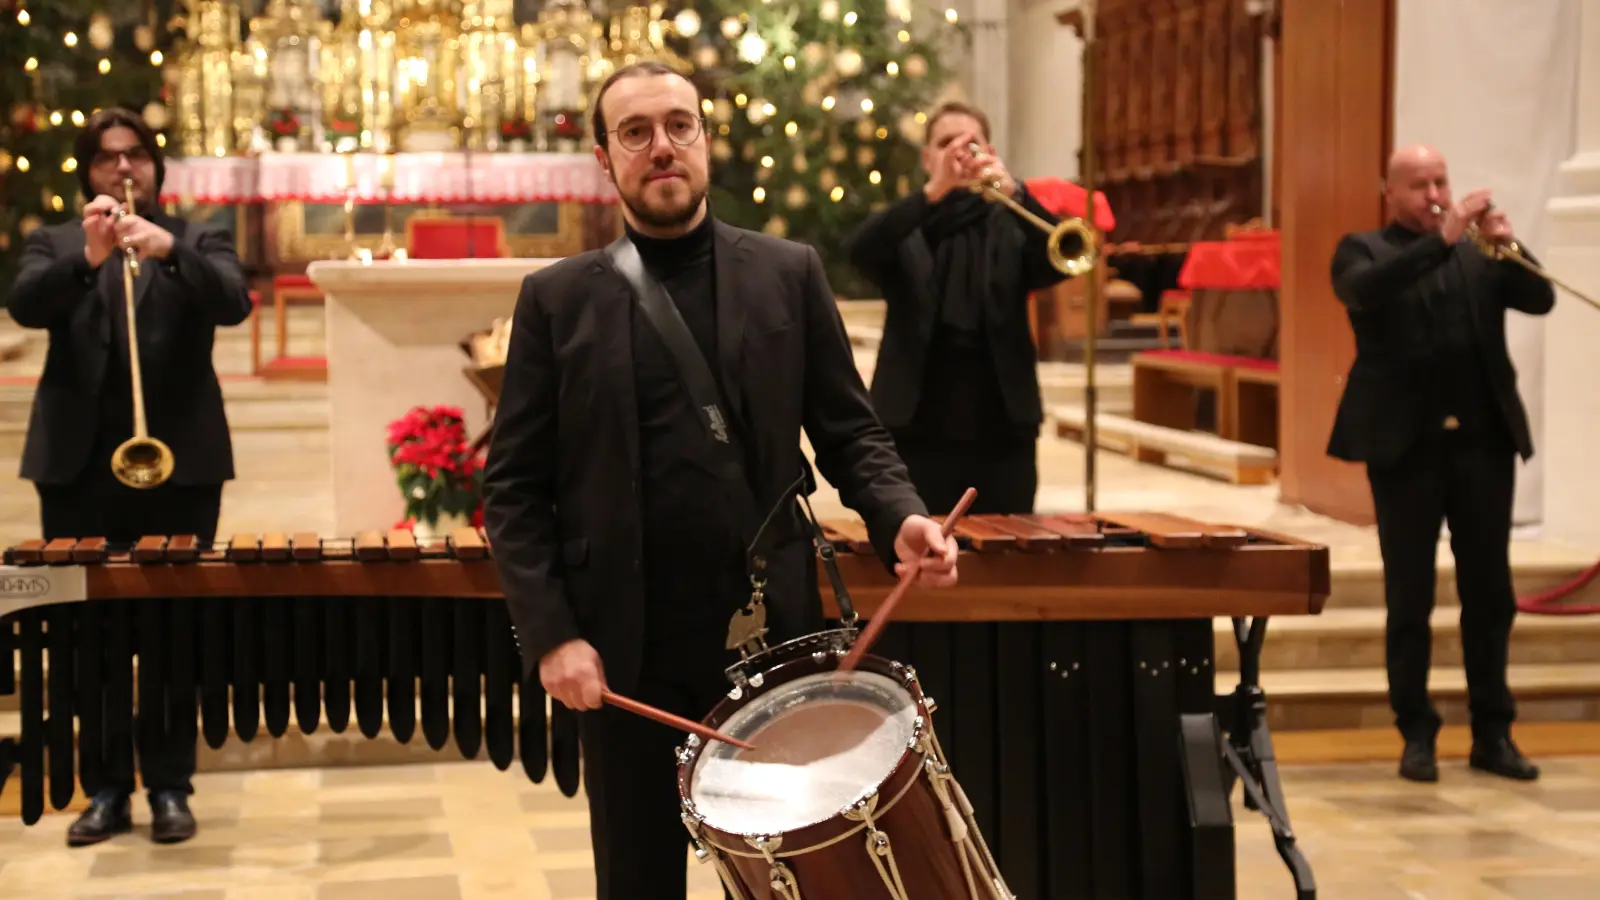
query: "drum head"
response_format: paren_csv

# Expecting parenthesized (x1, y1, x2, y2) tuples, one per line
(689, 670, 919, 835)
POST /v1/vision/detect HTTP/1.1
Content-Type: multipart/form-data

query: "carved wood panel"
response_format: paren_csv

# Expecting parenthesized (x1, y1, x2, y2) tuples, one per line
(1062, 0, 1269, 249)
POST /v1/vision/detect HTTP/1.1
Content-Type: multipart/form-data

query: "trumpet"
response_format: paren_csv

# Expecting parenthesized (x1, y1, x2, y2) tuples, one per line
(967, 142, 1099, 277)
(1429, 202, 1599, 310)
(109, 177, 176, 489)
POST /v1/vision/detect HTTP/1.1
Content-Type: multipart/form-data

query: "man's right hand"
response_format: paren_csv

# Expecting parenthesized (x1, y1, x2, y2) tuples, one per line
(82, 195, 121, 268)
(923, 132, 980, 204)
(1440, 189, 1493, 244)
(539, 638, 606, 710)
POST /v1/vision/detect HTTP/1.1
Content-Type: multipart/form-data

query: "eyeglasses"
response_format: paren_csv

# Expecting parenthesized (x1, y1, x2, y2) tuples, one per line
(609, 111, 704, 153)
(92, 146, 151, 169)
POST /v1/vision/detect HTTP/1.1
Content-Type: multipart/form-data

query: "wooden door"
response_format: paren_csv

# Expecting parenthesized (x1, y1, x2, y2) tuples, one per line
(1275, 0, 1396, 525)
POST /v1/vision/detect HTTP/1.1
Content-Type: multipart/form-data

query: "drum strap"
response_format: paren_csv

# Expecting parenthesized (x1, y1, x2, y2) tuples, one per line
(607, 237, 858, 633)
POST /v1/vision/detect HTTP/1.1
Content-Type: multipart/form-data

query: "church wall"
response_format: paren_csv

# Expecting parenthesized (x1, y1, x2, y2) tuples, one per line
(1391, 0, 1581, 528)
(1541, 2, 1600, 551)
(1006, 0, 1084, 182)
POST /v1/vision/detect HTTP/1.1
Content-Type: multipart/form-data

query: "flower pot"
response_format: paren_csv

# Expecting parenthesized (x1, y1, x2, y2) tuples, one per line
(507, 138, 528, 152)
(413, 511, 471, 543)
(274, 136, 299, 153)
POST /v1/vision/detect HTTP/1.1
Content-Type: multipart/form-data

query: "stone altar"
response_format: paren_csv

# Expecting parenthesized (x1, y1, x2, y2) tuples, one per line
(307, 258, 557, 534)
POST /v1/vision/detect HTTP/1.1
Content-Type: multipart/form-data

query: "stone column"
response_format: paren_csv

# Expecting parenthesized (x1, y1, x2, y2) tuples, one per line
(1541, 3, 1600, 549)
(969, 0, 1010, 152)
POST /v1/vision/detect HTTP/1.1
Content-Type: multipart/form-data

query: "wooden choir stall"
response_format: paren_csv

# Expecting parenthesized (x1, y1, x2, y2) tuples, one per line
(2, 514, 1329, 899)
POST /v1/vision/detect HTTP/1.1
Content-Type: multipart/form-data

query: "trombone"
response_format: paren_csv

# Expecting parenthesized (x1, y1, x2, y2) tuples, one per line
(1430, 202, 1600, 310)
(966, 142, 1100, 277)
(109, 177, 175, 489)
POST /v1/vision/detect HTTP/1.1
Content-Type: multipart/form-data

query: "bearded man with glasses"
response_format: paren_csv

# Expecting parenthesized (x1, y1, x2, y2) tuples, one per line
(483, 61, 958, 900)
(5, 108, 253, 846)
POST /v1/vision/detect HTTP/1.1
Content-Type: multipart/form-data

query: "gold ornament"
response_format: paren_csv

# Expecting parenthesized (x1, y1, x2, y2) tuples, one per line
(818, 168, 837, 191)
(854, 118, 875, 141)
(695, 45, 721, 68)
(143, 102, 170, 130)
(856, 146, 873, 167)
(712, 138, 733, 161)
(828, 143, 847, 163)
(802, 42, 826, 66)
(134, 25, 155, 52)
(763, 217, 788, 238)
(834, 49, 862, 77)
(905, 55, 928, 78)
(791, 152, 808, 173)
(785, 184, 807, 208)
(88, 13, 113, 51)
(19, 215, 43, 237)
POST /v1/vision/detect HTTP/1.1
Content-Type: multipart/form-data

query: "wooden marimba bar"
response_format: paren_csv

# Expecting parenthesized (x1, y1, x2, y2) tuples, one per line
(0, 514, 1329, 900)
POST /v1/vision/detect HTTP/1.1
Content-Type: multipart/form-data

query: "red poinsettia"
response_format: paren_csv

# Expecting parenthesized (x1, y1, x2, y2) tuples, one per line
(386, 405, 484, 529)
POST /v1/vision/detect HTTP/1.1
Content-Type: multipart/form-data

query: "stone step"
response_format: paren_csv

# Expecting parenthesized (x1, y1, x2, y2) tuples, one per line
(1222, 661, 1600, 732)
(1214, 606, 1600, 672)
(1320, 558, 1600, 610)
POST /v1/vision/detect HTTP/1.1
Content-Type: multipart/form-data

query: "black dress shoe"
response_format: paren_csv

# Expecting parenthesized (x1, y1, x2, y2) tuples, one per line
(1470, 736, 1540, 781)
(149, 790, 198, 844)
(1399, 739, 1439, 782)
(67, 792, 132, 847)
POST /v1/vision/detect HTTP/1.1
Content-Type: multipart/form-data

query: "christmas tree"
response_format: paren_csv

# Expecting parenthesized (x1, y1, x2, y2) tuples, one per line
(0, 1, 177, 288)
(688, 0, 967, 297)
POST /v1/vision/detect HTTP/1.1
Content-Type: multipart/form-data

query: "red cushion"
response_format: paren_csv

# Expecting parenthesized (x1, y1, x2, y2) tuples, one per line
(409, 220, 503, 259)
(274, 274, 316, 288)
(1136, 349, 1279, 373)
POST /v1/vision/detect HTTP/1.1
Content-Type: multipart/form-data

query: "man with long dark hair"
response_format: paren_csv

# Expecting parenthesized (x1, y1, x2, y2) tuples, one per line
(483, 61, 958, 900)
(5, 107, 253, 845)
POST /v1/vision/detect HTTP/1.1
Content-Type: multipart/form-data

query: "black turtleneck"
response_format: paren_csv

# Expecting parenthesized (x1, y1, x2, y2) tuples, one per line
(1381, 221, 1500, 435)
(626, 215, 749, 665)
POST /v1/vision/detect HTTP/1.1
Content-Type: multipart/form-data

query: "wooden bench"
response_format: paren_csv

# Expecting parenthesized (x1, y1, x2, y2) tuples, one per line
(1049, 404, 1278, 485)
(1131, 349, 1279, 450)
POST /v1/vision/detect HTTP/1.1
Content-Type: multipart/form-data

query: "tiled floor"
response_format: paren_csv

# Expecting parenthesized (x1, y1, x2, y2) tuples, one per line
(2, 756, 1599, 899)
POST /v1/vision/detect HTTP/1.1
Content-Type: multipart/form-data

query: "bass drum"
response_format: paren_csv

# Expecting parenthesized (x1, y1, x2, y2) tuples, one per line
(676, 629, 1012, 899)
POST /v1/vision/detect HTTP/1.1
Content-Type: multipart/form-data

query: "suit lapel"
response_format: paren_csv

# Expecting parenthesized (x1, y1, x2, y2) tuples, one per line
(592, 256, 641, 476)
(712, 221, 748, 421)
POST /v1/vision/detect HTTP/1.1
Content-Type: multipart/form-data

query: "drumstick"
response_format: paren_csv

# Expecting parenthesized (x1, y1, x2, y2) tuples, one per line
(600, 689, 756, 751)
(838, 487, 977, 673)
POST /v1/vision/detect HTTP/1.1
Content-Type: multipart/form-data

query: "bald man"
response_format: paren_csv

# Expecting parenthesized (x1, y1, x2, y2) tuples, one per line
(1327, 144, 1552, 783)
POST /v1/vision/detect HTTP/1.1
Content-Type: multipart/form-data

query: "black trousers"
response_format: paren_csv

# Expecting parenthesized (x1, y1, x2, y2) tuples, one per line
(36, 472, 223, 797)
(578, 644, 736, 900)
(891, 433, 1038, 515)
(1366, 427, 1518, 744)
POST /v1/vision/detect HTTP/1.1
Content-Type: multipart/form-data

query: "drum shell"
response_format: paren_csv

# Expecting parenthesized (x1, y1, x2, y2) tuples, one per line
(678, 636, 975, 899)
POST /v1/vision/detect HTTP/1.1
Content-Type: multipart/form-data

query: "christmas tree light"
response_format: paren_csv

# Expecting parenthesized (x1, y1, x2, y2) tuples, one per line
(691, 0, 967, 296)
(0, 1, 176, 286)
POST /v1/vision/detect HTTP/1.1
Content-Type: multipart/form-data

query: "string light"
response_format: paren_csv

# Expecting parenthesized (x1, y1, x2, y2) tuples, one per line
(24, 57, 38, 72)
(151, 51, 164, 66)
(17, 10, 30, 25)
(64, 32, 78, 47)
(945, 8, 959, 23)
(16, 157, 29, 173)
(752, 187, 766, 203)
(98, 58, 111, 74)
(829, 186, 844, 202)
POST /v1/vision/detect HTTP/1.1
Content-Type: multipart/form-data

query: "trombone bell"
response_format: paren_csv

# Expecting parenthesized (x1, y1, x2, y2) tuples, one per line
(111, 436, 176, 489)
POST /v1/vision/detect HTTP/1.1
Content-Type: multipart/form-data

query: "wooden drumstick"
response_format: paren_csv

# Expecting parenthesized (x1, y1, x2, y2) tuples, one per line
(838, 487, 977, 673)
(600, 689, 756, 751)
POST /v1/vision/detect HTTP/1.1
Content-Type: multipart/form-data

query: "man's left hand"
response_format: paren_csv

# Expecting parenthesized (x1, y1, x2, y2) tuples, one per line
(893, 515, 959, 587)
(964, 144, 1016, 198)
(1480, 208, 1515, 245)
(112, 213, 175, 261)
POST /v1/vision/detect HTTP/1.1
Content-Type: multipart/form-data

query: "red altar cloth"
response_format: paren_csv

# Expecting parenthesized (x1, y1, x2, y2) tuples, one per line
(1177, 230, 1281, 290)
(1023, 177, 1117, 231)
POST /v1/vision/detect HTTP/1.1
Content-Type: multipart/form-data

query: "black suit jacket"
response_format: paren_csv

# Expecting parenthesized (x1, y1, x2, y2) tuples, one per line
(844, 185, 1070, 429)
(482, 219, 928, 691)
(1326, 224, 1556, 467)
(5, 215, 253, 485)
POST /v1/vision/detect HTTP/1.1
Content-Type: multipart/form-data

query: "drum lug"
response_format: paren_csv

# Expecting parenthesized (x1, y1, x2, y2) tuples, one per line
(923, 694, 937, 714)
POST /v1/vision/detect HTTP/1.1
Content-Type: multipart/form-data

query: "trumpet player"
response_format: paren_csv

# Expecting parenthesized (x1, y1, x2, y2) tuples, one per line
(845, 101, 1071, 515)
(4, 108, 253, 846)
(1327, 143, 1552, 784)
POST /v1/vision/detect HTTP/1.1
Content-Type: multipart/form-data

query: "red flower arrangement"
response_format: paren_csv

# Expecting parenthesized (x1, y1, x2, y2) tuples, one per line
(386, 405, 484, 532)
(268, 108, 300, 138)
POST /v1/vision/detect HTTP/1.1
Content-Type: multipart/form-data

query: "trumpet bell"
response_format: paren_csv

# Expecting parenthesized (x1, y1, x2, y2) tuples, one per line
(111, 435, 175, 489)
(1046, 218, 1099, 277)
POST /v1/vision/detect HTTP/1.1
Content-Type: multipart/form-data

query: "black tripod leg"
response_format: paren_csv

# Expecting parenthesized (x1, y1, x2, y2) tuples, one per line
(0, 737, 13, 799)
(1220, 616, 1317, 900)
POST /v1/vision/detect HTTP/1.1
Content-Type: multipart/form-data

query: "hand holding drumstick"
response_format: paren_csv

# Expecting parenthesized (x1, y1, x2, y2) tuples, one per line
(839, 488, 977, 672)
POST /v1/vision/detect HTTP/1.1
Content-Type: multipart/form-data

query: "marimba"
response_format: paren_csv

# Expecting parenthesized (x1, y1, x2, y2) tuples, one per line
(0, 513, 1329, 900)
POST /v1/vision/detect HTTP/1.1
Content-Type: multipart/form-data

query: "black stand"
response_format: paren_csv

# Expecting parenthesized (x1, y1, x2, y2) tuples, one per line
(1214, 616, 1317, 900)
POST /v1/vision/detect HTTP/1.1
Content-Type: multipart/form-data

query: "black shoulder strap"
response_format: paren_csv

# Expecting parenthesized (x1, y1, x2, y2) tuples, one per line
(605, 235, 857, 625)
